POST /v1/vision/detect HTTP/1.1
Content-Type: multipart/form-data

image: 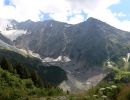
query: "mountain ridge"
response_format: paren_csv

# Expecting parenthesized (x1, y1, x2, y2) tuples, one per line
(1, 17, 130, 69)
(14, 17, 130, 67)
(1, 17, 130, 92)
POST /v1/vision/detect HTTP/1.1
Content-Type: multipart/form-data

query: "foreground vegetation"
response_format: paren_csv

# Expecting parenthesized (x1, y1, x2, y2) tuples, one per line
(0, 57, 64, 100)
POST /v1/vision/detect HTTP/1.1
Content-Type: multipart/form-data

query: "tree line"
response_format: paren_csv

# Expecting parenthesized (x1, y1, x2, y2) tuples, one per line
(0, 57, 52, 88)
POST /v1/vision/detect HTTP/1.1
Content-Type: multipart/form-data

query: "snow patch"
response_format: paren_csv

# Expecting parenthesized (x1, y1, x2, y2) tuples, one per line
(28, 50, 41, 59)
(0, 19, 27, 40)
(50, 24, 53, 27)
(42, 56, 71, 62)
(64, 24, 71, 27)
(43, 57, 55, 62)
(54, 56, 71, 62)
(2, 29, 27, 41)
(19, 49, 28, 54)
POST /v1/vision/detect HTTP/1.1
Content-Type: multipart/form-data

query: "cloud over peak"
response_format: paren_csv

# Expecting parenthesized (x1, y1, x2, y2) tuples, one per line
(0, 0, 130, 32)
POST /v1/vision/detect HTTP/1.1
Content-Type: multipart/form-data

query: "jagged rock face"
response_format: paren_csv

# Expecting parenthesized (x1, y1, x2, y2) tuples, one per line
(14, 18, 130, 66)
(14, 20, 69, 57)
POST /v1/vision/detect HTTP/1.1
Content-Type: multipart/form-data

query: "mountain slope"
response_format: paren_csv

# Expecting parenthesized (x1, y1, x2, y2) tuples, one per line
(0, 32, 13, 45)
(0, 35, 67, 85)
(14, 20, 68, 57)
(0, 48, 67, 85)
(14, 17, 130, 67)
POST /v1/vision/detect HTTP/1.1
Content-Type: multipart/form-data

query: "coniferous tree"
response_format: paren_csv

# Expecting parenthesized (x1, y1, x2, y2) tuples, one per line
(23, 67, 30, 78)
(31, 70, 43, 87)
(15, 63, 30, 79)
(1, 57, 13, 72)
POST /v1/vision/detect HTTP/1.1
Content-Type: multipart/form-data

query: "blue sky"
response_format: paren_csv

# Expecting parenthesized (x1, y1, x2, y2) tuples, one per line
(109, 0, 130, 21)
(4, 0, 10, 5)
(0, 0, 130, 31)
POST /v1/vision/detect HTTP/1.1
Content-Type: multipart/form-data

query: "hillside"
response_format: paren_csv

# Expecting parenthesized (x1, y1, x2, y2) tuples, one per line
(0, 65, 64, 100)
(0, 48, 67, 85)
(0, 33, 67, 85)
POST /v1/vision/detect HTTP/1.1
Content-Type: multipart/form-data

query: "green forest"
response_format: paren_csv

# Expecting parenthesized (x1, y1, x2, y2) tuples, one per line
(0, 57, 65, 100)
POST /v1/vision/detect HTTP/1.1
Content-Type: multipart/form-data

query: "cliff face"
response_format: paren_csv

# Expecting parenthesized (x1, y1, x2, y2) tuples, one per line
(14, 17, 130, 66)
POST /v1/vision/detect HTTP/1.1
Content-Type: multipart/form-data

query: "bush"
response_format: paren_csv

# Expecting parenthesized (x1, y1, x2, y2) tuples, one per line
(47, 87, 63, 96)
(23, 79, 34, 89)
(84, 82, 124, 100)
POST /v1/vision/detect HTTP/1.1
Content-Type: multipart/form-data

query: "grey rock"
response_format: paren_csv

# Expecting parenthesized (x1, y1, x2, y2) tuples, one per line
(14, 17, 130, 66)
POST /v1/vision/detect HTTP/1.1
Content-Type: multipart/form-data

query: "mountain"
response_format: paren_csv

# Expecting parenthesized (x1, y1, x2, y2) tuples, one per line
(1, 18, 130, 100)
(0, 17, 130, 93)
(0, 21, 67, 85)
(0, 32, 13, 45)
(14, 17, 130, 67)
(1, 17, 130, 92)
(0, 41, 67, 85)
(0, 19, 27, 41)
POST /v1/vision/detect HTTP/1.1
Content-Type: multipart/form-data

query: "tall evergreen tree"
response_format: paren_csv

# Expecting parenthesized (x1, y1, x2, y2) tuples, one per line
(1, 57, 13, 72)
(15, 63, 30, 79)
(23, 67, 30, 78)
(31, 70, 43, 87)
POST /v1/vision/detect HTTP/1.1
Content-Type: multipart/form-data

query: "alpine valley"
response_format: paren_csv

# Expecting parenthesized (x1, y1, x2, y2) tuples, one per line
(1, 17, 130, 100)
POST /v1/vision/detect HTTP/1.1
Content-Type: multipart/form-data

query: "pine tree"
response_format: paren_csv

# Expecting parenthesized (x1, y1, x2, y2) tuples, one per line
(1, 57, 13, 72)
(31, 70, 43, 87)
(23, 67, 30, 78)
(15, 63, 30, 79)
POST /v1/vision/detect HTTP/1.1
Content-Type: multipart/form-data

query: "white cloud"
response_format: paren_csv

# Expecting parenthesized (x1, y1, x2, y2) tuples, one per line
(69, 0, 130, 32)
(113, 12, 127, 17)
(0, 0, 130, 32)
(68, 15, 85, 24)
(3, 0, 71, 22)
(67, 0, 120, 12)
(49, 12, 70, 23)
